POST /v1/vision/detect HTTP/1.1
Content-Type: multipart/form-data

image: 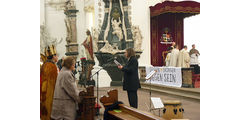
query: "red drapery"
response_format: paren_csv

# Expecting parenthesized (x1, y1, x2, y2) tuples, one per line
(150, 1, 200, 66)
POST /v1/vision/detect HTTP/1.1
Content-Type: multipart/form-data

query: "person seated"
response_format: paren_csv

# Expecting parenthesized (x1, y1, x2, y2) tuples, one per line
(51, 56, 84, 120)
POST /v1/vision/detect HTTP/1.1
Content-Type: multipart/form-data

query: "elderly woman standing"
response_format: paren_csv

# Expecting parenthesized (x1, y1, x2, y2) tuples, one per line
(51, 56, 82, 120)
(118, 48, 141, 108)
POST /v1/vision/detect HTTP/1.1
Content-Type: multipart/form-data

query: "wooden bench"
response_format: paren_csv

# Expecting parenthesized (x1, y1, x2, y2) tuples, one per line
(100, 89, 166, 120)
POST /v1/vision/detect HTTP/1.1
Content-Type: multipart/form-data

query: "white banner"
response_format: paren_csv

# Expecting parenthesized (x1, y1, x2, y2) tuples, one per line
(145, 67, 182, 87)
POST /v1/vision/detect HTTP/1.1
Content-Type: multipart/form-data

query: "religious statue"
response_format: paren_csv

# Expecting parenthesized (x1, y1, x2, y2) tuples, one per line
(64, 0, 75, 11)
(82, 30, 94, 60)
(100, 41, 124, 54)
(92, 28, 99, 52)
(40, 25, 62, 54)
(111, 17, 123, 41)
(64, 19, 72, 44)
(112, 8, 120, 20)
(132, 25, 143, 51)
(81, 30, 95, 84)
(161, 27, 173, 42)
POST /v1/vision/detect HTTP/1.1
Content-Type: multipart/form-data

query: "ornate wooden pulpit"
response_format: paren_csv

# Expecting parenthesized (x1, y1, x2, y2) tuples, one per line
(77, 86, 96, 120)
(150, 1, 200, 66)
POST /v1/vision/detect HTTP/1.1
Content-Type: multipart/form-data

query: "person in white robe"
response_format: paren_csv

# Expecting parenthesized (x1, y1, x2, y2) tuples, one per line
(165, 47, 173, 66)
(177, 45, 190, 68)
(171, 42, 176, 49)
(169, 45, 179, 67)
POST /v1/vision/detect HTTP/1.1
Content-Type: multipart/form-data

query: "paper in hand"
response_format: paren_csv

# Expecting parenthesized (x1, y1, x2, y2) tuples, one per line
(114, 60, 122, 66)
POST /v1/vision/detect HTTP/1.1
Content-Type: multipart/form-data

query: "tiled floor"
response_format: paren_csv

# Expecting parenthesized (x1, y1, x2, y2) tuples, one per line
(79, 86, 200, 120)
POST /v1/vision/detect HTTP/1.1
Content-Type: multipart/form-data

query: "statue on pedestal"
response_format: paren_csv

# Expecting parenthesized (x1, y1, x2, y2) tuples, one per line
(82, 30, 94, 61)
(81, 30, 95, 86)
(132, 25, 143, 51)
(63, 0, 79, 59)
(64, 19, 72, 44)
(92, 28, 99, 52)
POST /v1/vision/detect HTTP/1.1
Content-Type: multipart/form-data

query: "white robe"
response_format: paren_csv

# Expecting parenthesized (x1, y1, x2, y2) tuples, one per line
(169, 48, 179, 67)
(165, 53, 171, 66)
(177, 49, 190, 68)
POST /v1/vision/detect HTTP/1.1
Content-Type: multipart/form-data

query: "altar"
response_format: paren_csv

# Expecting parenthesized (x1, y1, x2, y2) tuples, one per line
(145, 67, 183, 88)
(150, 1, 200, 66)
(141, 66, 195, 88)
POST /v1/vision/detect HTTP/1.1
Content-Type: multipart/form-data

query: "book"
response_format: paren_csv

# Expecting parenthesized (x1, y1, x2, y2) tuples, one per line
(113, 109, 122, 113)
(114, 60, 122, 66)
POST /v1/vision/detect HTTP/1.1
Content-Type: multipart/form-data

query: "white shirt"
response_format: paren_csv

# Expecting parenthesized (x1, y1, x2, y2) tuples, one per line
(190, 54, 199, 65)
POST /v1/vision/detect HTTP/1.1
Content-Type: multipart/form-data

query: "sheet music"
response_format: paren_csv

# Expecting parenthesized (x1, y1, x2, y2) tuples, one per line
(114, 60, 122, 66)
(145, 70, 156, 80)
(151, 97, 164, 109)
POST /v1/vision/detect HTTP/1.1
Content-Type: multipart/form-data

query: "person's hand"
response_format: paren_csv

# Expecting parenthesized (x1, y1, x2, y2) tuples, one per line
(118, 65, 123, 69)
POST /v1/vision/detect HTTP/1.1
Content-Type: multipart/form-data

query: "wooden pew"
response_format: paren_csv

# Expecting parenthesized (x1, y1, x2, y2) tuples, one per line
(100, 89, 166, 120)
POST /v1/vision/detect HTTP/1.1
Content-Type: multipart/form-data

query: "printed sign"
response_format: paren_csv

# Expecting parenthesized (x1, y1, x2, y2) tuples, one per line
(145, 67, 182, 87)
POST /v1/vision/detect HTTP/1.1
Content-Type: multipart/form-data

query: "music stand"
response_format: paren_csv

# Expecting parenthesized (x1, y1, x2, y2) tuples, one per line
(151, 97, 164, 116)
(145, 70, 157, 112)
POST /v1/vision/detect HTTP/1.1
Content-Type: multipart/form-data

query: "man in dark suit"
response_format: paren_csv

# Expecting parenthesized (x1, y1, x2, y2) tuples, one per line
(57, 57, 64, 70)
(118, 48, 141, 108)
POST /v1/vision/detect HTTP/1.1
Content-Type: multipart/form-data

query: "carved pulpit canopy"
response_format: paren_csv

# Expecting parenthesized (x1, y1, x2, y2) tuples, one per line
(150, 1, 200, 18)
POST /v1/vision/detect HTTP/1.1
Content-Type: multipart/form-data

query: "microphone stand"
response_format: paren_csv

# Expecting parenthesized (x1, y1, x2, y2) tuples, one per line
(89, 60, 113, 120)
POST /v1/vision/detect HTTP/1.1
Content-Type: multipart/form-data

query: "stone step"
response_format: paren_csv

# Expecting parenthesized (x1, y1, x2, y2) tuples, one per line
(140, 82, 200, 101)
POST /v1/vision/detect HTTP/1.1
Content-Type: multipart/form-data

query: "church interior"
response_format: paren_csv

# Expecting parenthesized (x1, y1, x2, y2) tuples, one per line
(40, 0, 200, 120)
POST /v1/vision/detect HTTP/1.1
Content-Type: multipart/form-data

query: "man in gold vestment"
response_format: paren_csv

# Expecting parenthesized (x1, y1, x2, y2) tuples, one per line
(40, 45, 58, 120)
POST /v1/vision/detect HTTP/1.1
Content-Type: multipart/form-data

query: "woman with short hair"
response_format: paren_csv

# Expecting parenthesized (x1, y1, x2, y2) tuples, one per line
(51, 56, 82, 120)
(118, 48, 141, 108)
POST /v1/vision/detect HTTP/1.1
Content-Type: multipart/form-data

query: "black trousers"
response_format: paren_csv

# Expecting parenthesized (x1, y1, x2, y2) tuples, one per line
(190, 65, 200, 74)
(127, 90, 138, 108)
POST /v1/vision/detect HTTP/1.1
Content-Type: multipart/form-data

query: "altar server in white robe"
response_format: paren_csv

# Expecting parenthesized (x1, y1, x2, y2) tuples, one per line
(165, 47, 173, 66)
(169, 45, 179, 67)
(177, 45, 190, 68)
